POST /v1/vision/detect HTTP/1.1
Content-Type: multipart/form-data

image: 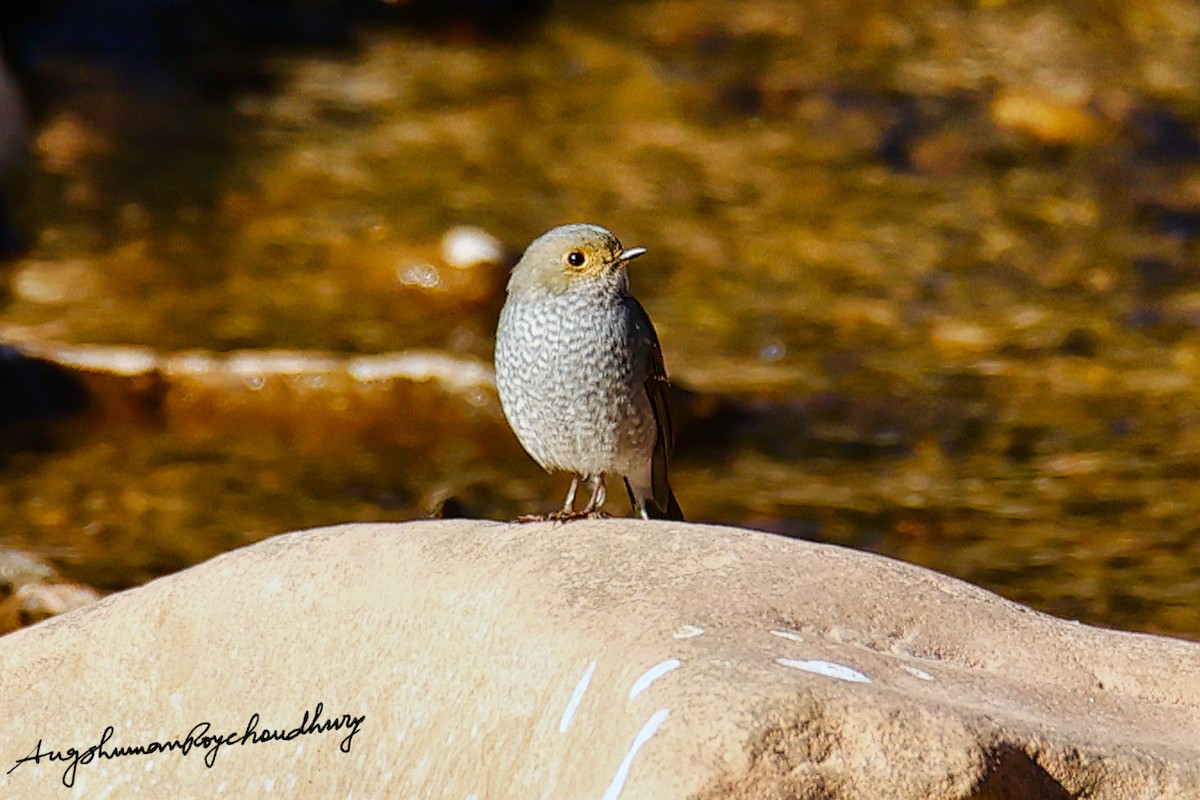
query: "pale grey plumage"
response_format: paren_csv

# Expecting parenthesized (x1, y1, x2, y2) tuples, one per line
(495, 223, 682, 520)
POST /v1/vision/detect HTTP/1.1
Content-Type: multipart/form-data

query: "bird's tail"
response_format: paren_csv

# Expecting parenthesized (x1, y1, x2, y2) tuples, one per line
(627, 478, 685, 521)
(659, 486, 685, 521)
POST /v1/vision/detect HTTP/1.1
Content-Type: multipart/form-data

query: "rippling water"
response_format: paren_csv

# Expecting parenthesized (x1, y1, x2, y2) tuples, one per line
(2, 0, 1200, 639)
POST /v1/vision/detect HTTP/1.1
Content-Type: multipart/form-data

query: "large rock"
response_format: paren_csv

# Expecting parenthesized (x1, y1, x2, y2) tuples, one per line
(0, 520, 1196, 798)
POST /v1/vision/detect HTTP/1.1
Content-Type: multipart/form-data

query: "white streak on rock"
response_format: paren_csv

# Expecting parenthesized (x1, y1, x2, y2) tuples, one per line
(672, 625, 704, 639)
(602, 709, 668, 800)
(902, 665, 934, 681)
(777, 658, 872, 684)
(558, 660, 596, 734)
(629, 659, 681, 700)
(769, 629, 805, 643)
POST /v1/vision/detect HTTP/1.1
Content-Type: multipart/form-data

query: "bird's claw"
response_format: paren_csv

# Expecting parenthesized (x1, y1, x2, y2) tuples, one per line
(512, 509, 611, 524)
(513, 512, 556, 523)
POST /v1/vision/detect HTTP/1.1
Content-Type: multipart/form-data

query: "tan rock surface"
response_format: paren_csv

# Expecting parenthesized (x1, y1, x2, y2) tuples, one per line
(0, 520, 1197, 799)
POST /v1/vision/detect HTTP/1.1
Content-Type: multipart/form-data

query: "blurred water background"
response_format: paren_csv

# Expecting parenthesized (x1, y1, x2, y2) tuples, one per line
(2, 0, 1200, 639)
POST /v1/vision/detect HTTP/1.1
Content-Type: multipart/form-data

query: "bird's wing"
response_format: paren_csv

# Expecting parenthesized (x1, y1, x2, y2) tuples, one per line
(625, 296, 674, 511)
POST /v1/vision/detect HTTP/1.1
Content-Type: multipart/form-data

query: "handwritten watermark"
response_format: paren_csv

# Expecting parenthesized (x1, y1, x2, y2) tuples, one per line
(8, 702, 365, 788)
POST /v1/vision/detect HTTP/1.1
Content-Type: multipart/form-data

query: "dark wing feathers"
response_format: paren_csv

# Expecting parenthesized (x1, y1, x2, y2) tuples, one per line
(624, 296, 678, 517)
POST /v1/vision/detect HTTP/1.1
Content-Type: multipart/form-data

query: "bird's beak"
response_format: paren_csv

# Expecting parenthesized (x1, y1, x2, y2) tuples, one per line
(619, 247, 648, 263)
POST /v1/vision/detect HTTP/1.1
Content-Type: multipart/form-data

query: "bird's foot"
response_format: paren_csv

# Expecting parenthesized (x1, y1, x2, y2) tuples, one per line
(512, 509, 611, 524)
(552, 509, 612, 523)
(513, 512, 558, 523)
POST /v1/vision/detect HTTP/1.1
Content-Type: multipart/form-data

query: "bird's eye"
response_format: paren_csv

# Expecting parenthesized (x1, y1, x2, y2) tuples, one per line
(566, 250, 586, 268)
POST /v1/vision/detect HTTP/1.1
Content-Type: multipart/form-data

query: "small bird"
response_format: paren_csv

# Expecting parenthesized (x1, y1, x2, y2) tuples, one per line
(495, 223, 683, 521)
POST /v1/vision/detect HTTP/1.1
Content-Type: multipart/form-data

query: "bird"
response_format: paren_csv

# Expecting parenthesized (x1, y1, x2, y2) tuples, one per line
(494, 223, 684, 521)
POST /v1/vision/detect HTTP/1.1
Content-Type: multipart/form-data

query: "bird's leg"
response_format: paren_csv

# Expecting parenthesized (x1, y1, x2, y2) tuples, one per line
(514, 475, 581, 523)
(591, 475, 607, 510)
(559, 475, 580, 515)
(516, 475, 611, 524)
(580, 475, 610, 518)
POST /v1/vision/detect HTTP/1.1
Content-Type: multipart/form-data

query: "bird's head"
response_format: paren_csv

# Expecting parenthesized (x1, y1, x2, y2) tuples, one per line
(507, 223, 647, 296)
